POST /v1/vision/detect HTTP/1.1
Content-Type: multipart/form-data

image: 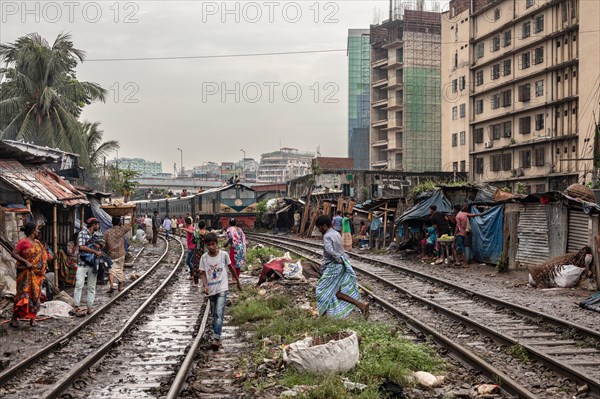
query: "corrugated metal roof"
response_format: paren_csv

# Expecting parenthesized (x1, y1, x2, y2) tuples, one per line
(0, 159, 88, 206)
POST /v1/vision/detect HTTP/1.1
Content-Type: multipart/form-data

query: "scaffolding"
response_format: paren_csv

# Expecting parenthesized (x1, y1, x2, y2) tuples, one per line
(368, 7, 441, 172)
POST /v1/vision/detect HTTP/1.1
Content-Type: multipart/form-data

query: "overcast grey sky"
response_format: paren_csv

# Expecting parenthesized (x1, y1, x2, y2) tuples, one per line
(1, 0, 449, 171)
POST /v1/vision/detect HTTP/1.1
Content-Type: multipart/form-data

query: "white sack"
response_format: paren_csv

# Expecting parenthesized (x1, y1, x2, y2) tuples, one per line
(283, 331, 359, 373)
(37, 300, 74, 318)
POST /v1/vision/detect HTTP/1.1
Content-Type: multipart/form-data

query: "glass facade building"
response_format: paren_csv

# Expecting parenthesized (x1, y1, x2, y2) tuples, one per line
(347, 29, 371, 170)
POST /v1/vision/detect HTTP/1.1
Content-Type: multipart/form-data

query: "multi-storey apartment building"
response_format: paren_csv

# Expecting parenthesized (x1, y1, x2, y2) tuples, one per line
(257, 148, 313, 183)
(347, 29, 371, 170)
(108, 158, 162, 176)
(441, 0, 472, 174)
(442, 0, 600, 193)
(370, 10, 442, 172)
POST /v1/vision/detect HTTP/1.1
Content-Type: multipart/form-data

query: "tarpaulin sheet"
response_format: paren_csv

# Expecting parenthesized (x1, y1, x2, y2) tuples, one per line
(89, 197, 112, 233)
(470, 205, 503, 264)
(397, 190, 452, 224)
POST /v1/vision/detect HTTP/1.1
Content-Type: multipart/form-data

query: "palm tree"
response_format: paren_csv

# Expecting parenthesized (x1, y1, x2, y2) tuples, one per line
(81, 121, 119, 169)
(0, 33, 107, 155)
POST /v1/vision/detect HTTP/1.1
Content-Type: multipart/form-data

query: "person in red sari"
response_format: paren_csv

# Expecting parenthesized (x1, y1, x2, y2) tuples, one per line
(10, 222, 49, 327)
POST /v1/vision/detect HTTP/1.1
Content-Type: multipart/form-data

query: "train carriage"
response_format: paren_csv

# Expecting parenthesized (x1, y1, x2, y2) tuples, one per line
(133, 184, 256, 229)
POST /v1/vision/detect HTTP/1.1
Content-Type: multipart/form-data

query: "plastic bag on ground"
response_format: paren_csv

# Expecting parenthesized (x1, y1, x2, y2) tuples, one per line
(283, 331, 359, 373)
(553, 264, 585, 288)
(37, 300, 74, 318)
(283, 260, 304, 280)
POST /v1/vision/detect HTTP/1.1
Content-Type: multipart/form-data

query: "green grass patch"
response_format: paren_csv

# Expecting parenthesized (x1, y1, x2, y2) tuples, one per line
(231, 294, 291, 324)
(253, 307, 445, 398)
(508, 343, 529, 362)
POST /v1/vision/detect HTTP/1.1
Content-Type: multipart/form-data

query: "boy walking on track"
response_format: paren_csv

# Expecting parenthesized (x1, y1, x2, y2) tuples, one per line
(199, 233, 242, 350)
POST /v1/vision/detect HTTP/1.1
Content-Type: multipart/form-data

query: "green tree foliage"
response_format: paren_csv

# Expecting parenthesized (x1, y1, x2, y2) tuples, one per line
(0, 33, 107, 154)
(107, 167, 139, 202)
(80, 121, 119, 187)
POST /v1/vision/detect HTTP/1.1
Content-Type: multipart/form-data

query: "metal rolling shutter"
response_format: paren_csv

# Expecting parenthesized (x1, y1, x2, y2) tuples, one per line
(567, 209, 589, 253)
(516, 204, 550, 268)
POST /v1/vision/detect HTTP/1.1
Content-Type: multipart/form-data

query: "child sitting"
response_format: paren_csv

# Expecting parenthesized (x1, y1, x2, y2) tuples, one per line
(421, 226, 437, 259)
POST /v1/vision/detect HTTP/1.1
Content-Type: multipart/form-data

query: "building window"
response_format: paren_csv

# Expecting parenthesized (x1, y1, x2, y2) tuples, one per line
(521, 150, 532, 168)
(526, 0, 535, 8)
(519, 84, 531, 102)
(535, 148, 545, 166)
(491, 64, 500, 80)
(503, 30, 511, 47)
(452, 79, 458, 93)
(503, 121, 512, 138)
(491, 155, 502, 171)
(519, 52, 530, 69)
(502, 90, 512, 107)
(502, 153, 512, 171)
(460, 160, 466, 172)
(475, 158, 484, 174)
(535, 80, 544, 97)
(491, 35, 500, 52)
(459, 76, 466, 90)
(491, 94, 500, 109)
(460, 131, 466, 145)
(535, 184, 546, 193)
(491, 124, 501, 140)
(475, 70, 484, 86)
(475, 99, 484, 114)
(534, 14, 544, 33)
(494, 8, 501, 20)
(459, 103, 466, 118)
(522, 21, 531, 39)
(452, 133, 458, 147)
(454, 52, 458, 68)
(535, 114, 544, 130)
(474, 127, 484, 143)
(519, 116, 531, 134)
(503, 59, 511, 76)
(533, 47, 544, 65)
(476, 43, 484, 58)
(452, 106, 458, 120)
(452, 162, 458, 172)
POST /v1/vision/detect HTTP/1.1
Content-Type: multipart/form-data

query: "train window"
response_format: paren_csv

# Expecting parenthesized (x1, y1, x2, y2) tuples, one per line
(239, 190, 254, 198)
(221, 190, 236, 199)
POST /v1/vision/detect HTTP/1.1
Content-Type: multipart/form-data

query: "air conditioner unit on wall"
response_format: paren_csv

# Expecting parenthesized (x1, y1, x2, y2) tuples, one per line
(484, 141, 493, 148)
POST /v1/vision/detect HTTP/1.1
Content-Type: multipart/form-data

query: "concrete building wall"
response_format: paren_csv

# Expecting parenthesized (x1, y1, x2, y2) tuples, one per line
(441, 5, 471, 174)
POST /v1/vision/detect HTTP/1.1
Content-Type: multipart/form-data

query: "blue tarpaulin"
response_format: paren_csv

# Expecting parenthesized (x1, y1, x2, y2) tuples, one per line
(470, 205, 504, 264)
(397, 190, 453, 224)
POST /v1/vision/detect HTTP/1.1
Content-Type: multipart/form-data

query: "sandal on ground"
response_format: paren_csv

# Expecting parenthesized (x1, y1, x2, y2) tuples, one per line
(118, 282, 123, 291)
(210, 339, 221, 351)
(87, 308, 95, 315)
(8, 320, 19, 328)
(106, 288, 114, 294)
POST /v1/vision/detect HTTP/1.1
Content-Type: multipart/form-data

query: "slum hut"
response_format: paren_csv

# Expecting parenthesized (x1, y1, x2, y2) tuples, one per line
(0, 158, 89, 288)
(353, 197, 402, 249)
(500, 189, 600, 285)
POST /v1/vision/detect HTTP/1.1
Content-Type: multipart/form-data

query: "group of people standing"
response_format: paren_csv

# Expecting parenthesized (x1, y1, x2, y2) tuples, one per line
(424, 204, 479, 267)
(9, 215, 132, 326)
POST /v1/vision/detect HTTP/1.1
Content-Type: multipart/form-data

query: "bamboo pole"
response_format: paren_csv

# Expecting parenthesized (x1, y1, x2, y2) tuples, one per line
(80, 206, 85, 231)
(53, 205, 58, 287)
(368, 211, 373, 249)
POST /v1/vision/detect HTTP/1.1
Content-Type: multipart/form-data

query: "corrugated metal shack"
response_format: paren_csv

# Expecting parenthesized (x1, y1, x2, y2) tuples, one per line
(0, 142, 90, 286)
(500, 190, 600, 285)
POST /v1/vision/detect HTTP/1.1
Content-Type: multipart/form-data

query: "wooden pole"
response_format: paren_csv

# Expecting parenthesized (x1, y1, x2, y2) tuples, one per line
(383, 202, 389, 248)
(25, 198, 31, 212)
(368, 211, 373, 249)
(80, 206, 85, 231)
(53, 205, 58, 287)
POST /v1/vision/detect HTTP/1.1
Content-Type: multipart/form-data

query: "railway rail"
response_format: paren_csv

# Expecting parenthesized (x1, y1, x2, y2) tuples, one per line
(0, 236, 209, 399)
(248, 232, 600, 399)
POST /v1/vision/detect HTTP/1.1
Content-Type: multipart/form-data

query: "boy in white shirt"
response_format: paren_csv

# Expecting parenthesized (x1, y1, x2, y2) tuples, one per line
(199, 232, 242, 350)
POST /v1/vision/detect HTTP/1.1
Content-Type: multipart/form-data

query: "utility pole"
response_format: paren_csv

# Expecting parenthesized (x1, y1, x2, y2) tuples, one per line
(177, 148, 183, 176)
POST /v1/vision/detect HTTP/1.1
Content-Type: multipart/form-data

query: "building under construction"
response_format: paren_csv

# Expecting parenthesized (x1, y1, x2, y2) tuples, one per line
(369, 3, 441, 172)
(347, 29, 371, 170)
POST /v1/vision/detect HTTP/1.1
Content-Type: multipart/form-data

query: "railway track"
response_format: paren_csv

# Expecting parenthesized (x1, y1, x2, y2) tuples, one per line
(248, 232, 600, 399)
(0, 236, 210, 399)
